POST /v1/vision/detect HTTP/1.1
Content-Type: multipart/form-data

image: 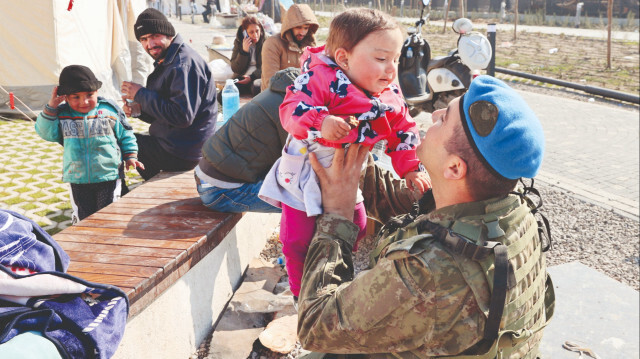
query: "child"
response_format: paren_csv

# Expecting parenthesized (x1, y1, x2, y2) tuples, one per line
(35, 65, 144, 224)
(259, 9, 431, 298)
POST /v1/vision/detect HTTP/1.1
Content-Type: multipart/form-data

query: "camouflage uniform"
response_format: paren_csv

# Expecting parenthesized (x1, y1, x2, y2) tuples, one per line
(298, 193, 549, 358)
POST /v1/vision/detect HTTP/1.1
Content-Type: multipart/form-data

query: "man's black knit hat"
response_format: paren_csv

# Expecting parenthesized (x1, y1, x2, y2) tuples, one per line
(57, 65, 102, 96)
(134, 8, 176, 40)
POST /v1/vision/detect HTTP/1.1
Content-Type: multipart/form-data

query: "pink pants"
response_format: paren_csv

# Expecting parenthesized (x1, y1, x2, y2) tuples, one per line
(280, 202, 367, 296)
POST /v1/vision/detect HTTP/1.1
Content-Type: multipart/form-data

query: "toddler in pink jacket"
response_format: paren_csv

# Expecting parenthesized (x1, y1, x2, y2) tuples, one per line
(259, 8, 431, 298)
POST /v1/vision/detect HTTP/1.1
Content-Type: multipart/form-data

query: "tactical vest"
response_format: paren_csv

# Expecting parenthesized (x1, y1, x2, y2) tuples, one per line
(372, 189, 555, 359)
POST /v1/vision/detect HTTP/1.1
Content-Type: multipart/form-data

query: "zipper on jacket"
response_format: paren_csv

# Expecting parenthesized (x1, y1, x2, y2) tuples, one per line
(85, 115, 91, 183)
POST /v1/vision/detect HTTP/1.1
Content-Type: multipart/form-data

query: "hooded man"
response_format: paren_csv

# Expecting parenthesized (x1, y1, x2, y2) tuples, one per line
(260, 4, 319, 91)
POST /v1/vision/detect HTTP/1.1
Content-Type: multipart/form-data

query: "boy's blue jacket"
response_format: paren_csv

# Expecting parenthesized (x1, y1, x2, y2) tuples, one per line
(35, 97, 138, 184)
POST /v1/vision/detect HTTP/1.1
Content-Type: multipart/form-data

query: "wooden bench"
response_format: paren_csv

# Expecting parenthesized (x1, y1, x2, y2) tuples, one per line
(53, 171, 281, 359)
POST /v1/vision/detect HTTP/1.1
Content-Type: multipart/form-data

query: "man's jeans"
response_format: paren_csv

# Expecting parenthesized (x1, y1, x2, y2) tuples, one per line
(196, 177, 281, 213)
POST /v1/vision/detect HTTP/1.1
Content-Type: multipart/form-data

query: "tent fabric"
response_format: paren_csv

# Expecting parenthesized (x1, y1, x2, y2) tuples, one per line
(0, 0, 151, 118)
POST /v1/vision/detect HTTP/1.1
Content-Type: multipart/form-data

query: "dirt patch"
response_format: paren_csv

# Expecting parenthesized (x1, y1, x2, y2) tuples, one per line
(418, 24, 639, 96)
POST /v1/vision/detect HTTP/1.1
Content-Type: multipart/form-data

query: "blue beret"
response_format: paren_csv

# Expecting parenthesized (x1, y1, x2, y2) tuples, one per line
(460, 75, 545, 180)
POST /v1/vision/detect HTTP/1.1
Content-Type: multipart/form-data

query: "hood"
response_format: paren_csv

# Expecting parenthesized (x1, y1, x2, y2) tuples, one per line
(269, 67, 301, 94)
(300, 45, 336, 72)
(280, 4, 319, 39)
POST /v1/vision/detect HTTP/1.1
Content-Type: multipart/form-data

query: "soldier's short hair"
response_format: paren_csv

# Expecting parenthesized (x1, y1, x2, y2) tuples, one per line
(445, 121, 518, 200)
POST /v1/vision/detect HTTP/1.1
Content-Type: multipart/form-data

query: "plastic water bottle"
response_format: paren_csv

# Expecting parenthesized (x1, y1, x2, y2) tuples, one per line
(406, 47, 413, 58)
(221, 79, 239, 124)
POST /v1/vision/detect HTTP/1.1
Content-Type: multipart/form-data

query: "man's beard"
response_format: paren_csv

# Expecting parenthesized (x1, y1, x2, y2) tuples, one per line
(147, 46, 167, 60)
(293, 34, 305, 46)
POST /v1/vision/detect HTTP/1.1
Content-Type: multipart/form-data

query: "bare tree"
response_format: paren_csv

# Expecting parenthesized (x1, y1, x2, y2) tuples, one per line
(607, 0, 613, 68)
(514, 0, 519, 40)
(443, 0, 452, 33)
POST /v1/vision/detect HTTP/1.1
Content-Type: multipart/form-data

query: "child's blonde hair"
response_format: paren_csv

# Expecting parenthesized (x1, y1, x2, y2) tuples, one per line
(325, 8, 400, 60)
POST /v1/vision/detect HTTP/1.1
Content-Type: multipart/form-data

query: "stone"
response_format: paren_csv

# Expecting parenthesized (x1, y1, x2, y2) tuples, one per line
(539, 261, 639, 358)
(258, 306, 298, 354)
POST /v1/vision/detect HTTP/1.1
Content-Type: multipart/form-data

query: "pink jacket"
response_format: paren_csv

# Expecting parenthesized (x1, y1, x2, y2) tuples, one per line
(279, 45, 422, 178)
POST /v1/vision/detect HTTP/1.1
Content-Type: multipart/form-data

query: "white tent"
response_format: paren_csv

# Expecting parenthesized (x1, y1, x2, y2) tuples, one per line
(0, 0, 152, 118)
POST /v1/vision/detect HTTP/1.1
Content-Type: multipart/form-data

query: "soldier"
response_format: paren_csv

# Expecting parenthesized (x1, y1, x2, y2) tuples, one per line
(300, 75, 555, 358)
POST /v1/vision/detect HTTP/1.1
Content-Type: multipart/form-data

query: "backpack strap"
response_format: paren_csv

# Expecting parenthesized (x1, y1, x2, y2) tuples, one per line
(417, 220, 517, 344)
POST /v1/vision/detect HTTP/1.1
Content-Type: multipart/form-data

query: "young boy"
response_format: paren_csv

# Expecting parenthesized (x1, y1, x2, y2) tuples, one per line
(35, 65, 144, 223)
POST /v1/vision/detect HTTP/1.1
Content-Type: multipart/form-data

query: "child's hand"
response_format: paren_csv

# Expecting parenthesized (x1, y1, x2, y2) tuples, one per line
(125, 158, 145, 171)
(48, 86, 66, 108)
(405, 171, 432, 193)
(321, 115, 351, 141)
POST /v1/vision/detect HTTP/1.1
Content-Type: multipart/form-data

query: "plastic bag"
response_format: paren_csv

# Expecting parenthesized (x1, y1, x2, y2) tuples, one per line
(208, 59, 234, 81)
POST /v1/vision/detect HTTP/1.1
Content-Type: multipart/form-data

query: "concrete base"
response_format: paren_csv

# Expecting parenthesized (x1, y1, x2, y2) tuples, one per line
(112, 212, 280, 359)
(540, 261, 639, 358)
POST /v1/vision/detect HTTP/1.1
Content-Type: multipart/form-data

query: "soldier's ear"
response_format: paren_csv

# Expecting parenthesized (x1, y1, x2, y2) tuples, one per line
(443, 154, 467, 181)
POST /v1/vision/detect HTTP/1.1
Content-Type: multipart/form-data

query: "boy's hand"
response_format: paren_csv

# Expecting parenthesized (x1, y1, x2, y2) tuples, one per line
(125, 158, 145, 171)
(48, 86, 66, 108)
(321, 115, 351, 142)
(404, 171, 431, 193)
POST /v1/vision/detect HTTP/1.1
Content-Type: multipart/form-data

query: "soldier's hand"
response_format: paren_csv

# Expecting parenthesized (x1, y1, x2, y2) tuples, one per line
(310, 144, 370, 219)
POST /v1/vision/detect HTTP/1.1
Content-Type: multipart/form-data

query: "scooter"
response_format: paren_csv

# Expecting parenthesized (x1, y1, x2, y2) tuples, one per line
(398, 0, 492, 115)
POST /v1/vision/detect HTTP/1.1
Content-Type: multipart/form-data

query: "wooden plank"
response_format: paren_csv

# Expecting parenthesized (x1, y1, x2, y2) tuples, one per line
(87, 212, 226, 227)
(59, 241, 183, 258)
(68, 261, 160, 278)
(66, 271, 142, 290)
(65, 251, 171, 267)
(90, 206, 227, 219)
(121, 191, 200, 200)
(61, 225, 205, 241)
(103, 197, 202, 207)
(77, 218, 220, 233)
(131, 178, 197, 187)
(56, 233, 193, 250)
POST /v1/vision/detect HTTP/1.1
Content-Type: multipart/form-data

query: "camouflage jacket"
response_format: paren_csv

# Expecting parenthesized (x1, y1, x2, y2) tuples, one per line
(297, 194, 547, 358)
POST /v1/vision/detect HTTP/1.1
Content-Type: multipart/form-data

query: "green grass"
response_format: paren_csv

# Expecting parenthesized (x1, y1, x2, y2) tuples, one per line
(29, 192, 47, 199)
(20, 203, 38, 210)
(49, 214, 70, 223)
(4, 197, 25, 205)
(41, 197, 64, 205)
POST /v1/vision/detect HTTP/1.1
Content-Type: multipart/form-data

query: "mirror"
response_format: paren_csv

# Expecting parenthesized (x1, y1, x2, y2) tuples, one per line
(452, 18, 473, 34)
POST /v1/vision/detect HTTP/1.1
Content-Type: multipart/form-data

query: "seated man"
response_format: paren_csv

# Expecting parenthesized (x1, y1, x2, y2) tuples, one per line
(300, 76, 554, 358)
(121, 8, 217, 180)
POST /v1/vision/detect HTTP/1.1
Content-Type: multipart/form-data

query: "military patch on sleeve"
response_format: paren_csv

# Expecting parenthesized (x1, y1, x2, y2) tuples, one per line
(468, 100, 499, 137)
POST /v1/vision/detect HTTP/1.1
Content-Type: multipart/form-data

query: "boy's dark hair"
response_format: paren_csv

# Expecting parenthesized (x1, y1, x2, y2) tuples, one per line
(57, 65, 102, 96)
(325, 8, 399, 60)
(445, 120, 518, 201)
